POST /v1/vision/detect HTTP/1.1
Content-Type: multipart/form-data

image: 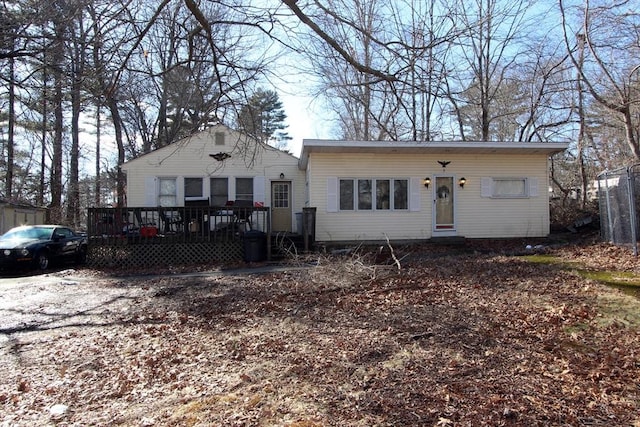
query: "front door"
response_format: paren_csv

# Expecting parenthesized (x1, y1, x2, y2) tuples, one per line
(271, 181, 292, 232)
(434, 176, 455, 232)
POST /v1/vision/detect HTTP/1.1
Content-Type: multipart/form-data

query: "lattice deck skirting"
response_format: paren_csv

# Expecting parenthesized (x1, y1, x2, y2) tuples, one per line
(88, 241, 244, 268)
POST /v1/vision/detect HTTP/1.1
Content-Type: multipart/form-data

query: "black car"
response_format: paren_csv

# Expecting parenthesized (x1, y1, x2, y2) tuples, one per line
(0, 225, 88, 272)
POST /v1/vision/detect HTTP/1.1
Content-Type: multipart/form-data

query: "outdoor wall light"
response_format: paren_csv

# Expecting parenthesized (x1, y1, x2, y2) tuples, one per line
(279, 172, 285, 179)
(423, 177, 431, 188)
(459, 177, 467, 188)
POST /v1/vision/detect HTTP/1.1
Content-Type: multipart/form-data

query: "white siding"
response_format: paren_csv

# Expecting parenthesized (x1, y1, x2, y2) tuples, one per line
(308, 152, 551, 242)
(121, 126, 305, 230)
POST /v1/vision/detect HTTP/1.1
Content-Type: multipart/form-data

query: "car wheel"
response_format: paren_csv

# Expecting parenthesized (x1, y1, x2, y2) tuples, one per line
(76, 246, 87, 265)
(36, 252, 50, 270)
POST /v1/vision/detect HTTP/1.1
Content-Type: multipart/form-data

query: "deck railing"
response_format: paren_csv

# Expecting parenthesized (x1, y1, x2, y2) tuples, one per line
(86, 206, 316, 267)
(87, 206, 270, 244)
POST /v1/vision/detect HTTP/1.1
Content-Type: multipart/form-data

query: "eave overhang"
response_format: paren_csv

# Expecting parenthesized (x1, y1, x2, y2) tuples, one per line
(298, 139, 569, 169)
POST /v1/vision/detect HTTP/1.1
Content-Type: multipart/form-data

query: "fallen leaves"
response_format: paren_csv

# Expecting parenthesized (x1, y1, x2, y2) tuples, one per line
(1, 240, 639, 425)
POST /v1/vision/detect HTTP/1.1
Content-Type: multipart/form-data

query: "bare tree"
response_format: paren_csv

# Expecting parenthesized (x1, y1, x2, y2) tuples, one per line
(446, 0, 535, 141)
(560, 0, 640, 160)
(288, 0, 461, 141)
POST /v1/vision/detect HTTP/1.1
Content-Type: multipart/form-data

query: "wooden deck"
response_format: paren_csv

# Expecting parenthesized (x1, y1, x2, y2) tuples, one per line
(86, 207, 316, 267)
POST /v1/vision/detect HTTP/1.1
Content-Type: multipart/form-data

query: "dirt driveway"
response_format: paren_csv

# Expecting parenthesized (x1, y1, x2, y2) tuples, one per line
(1, 244, 640, 426)
(0, 266, 299, 337)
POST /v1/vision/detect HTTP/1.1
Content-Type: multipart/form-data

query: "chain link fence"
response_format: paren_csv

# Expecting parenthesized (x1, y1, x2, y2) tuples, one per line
(597, 164, 640, 255)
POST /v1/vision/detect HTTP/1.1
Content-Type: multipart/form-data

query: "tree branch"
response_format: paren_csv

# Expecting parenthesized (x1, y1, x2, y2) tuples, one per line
(281, 0, 395, 82)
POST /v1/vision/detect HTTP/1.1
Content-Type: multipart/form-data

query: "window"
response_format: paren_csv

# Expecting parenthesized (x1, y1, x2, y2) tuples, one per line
(184, 177, 203, 198)
(215, 132, 225, 145)
(338, 178, 408, 211)
(236, 177, 253, 201)
(158, 178, 176, 206)
(358, 179, 372, 210)
(482, 178, 537, 199)
(339, 179, 354, 210)
(273, 183, 289, 208)
(376, 180, 390, 210)
(394, 179, 408, 209)
(494, 178, 526, 197)
(210, 177, 228, 206)
(55, 227, 73, 238)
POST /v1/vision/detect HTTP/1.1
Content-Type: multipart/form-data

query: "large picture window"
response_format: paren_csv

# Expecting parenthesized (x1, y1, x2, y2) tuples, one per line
(339, 178, 408, 211)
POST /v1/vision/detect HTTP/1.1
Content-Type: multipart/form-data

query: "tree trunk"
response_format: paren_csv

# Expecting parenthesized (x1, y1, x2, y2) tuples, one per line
(67, 71, 81, 226)
(39, 63, 47, 207)
(51, 65, 64, 223)
(107, 97, 126, 207)
(95, 104, 101, 206)
(6, 43, 15, 200)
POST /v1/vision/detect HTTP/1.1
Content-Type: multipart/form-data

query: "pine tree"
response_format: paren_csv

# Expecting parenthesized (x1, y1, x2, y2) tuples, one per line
(237, 89, 291, 148)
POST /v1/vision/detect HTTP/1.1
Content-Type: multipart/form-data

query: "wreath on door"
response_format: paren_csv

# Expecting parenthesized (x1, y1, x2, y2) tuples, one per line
(437, 185, 450, 200)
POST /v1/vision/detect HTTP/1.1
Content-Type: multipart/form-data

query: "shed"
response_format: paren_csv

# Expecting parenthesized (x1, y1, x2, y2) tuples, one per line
(0, 199, 48, 234)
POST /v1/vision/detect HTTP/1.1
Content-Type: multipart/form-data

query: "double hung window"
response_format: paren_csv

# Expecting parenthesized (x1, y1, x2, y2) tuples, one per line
(339, 178, 408, 211)
(158, 178, 177, 206)
(236, 178, 254, 202)
(184, 178, 203, 199)
(210, 178, 228, 206)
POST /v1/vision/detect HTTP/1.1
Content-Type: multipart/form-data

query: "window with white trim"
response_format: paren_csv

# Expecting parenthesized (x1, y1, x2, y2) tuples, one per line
(481, 177, 538, 198)
(358, 179, 372, 210)
(184, 177, 203, 198)
(158, 178, 177, 206)
(339, 178, 409, 211)
(339, 179, 354, 210)
(210, 177, 228, 206)
(236, 177, 254, 201)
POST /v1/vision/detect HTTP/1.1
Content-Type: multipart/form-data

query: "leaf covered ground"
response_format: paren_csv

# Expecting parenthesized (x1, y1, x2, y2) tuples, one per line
(1, 238, 640, 426)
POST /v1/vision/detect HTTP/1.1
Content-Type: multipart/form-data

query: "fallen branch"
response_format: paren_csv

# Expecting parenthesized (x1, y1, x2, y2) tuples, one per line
(384, 234, 402, 271)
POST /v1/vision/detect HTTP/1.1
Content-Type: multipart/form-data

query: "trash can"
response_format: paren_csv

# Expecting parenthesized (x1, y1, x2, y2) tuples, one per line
(243, 230, 267, 262)
(295, 212, 303, 235)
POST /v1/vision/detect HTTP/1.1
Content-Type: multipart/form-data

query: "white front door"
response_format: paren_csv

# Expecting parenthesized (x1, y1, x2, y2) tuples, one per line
(433, 176, 456, 233)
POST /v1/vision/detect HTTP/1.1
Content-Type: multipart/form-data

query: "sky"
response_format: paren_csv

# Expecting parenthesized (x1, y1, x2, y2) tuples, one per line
(279, 93, 331, 157)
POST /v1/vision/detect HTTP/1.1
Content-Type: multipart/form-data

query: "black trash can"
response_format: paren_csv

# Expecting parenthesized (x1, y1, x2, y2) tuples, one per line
(243, 230, 267, 262)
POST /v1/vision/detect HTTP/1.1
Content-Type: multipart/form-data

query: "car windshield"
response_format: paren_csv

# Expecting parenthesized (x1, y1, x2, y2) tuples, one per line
(2, 227, 54, 241)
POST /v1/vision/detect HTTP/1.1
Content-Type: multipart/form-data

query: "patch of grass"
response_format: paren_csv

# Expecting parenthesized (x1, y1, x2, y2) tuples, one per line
(521, 254, 563, 264)
(522, 254, 640, 291)
(577, 269, 640, 288)
(522, 253, 640, 328)
(595, 292, 640, 328)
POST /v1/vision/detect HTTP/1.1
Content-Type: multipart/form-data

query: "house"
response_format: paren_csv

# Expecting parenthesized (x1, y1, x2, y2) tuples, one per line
(299, 139, 568, 243)
(0, 199, 48, 234)
(121, 125, 305, 233)
(121, 126, 568, 244)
